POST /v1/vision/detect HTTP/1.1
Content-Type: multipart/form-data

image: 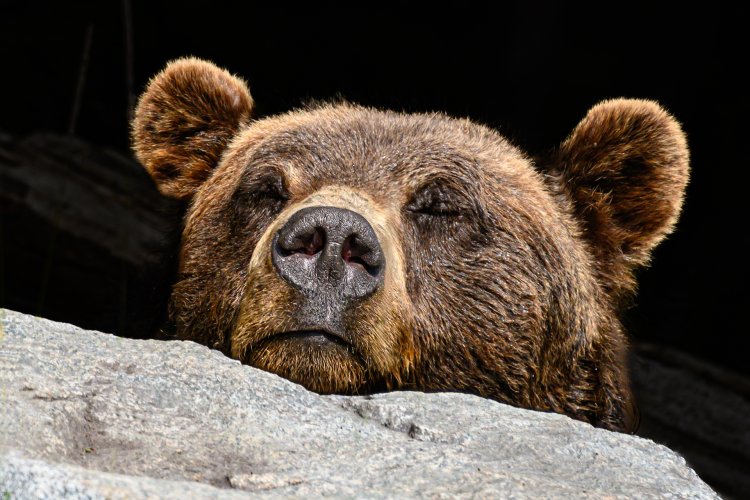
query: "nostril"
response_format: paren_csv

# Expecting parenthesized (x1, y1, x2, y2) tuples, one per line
(342, 235, 382, 277)
(278, 227, 326, 257)
(302, 228, 325, 256)
(273, 206, 385, 298)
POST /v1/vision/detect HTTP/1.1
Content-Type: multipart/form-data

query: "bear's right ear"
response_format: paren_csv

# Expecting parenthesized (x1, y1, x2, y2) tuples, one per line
(132, 58, 254, 200)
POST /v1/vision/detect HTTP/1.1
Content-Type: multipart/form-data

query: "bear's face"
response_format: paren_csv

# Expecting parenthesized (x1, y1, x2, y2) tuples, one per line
(165, 106, 579, 399)
(133, 59, 689, 432)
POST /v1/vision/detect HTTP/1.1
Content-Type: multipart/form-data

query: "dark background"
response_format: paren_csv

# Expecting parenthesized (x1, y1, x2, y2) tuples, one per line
(1, 1, 748, 495)
(1, 2, 746, 373)
(1, 3, 748, 372)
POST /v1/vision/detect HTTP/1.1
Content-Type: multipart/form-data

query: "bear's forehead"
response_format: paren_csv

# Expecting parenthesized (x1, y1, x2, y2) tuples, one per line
(224, 104, 528, 189)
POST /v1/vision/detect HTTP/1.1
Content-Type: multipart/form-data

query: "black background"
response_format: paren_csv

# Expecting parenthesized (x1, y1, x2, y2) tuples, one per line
(1, 2, 748, 377)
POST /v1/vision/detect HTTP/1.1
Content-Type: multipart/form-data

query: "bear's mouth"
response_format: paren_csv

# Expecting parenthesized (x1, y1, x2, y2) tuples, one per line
(264, 329, 351, 349)
(243, 326, 368, 394)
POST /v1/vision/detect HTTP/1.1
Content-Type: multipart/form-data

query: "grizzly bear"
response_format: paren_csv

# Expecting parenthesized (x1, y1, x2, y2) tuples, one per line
(132, 58, 689, 433)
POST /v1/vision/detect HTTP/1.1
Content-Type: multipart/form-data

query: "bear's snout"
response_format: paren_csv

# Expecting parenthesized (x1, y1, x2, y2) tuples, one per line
(272, 206, 385, 301)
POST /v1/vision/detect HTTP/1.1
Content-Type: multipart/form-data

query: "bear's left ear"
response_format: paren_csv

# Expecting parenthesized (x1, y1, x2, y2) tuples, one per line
(132, 57, 254, 200)
(554, 99, 689, 299)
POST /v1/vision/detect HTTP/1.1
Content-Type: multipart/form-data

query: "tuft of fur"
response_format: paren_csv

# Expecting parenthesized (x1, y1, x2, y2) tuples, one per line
(132, 57, 254, 200)
(553, 99, 689, 303)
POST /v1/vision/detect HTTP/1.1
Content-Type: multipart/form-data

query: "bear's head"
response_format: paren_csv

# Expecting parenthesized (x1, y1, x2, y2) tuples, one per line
(132, 58, 688, 432)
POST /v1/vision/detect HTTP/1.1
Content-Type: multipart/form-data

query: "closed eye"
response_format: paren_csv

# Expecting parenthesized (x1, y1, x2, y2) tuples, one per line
(405, 182, 469, 218)
(230, 171, 290, 229)
(251, 173, 289, 202)
(233, 171, 290, 204)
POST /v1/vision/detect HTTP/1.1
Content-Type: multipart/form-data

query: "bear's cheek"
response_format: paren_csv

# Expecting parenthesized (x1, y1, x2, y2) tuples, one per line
(229, 186, 415, 393)
(400, 218, 551, 397)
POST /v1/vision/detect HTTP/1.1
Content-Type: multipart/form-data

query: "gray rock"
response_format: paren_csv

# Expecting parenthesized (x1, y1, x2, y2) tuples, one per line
(0, 309, 718, 498)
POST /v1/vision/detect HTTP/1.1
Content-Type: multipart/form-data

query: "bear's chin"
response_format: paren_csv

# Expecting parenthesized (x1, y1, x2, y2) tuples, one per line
(243, 331, 370, 394)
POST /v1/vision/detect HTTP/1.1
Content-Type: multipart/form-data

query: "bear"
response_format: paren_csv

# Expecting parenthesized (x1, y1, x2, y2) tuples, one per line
(131, 58, 689, 433)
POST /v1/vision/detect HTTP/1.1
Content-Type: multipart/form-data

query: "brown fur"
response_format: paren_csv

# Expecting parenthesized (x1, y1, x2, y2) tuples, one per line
(131, 58, 689, 432)
(131, 57, 254, 200)
(553, 99, 690, 305)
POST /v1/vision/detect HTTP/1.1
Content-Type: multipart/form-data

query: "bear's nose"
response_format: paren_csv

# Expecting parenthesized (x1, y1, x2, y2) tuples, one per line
(272, 206, 385, 299)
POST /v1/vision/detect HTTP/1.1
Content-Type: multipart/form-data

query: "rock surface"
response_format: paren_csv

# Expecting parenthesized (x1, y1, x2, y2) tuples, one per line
(0, 309, 718, 499)
(0, 132, 171, 266)
(0, 131, 181, 339)
(632, 344, 750, 498)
